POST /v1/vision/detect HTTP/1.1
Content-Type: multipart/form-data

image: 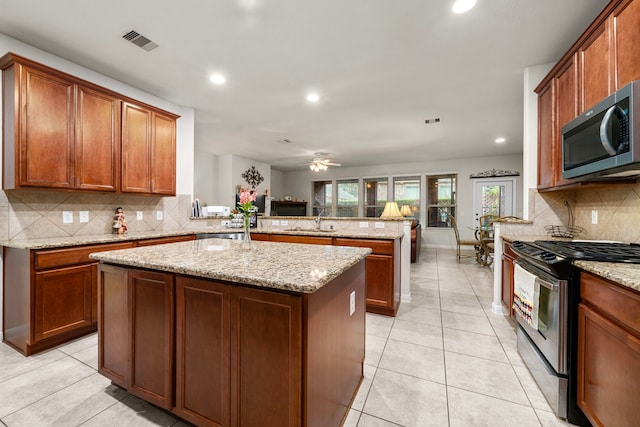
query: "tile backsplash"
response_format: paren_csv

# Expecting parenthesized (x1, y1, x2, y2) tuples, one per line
(0, 190, 193, 241)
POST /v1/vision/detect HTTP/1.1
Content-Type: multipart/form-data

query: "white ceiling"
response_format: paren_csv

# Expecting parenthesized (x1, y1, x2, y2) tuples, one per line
(0, 0, 609, 171)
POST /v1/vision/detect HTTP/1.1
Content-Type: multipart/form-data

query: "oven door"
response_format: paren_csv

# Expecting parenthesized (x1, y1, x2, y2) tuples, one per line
(514, 261, 568, 374)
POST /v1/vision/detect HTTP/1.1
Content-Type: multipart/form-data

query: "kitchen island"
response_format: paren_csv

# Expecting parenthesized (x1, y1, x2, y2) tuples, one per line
(90, 238, 370, 427)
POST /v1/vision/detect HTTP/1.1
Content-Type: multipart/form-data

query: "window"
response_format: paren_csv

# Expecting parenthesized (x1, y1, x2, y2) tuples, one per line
(363, 178, 388, 217)
(336, 179, 359, 217)
(426, 174, 456, 228)
(393, 176, 420, 221)
(312, 181, 332, 216)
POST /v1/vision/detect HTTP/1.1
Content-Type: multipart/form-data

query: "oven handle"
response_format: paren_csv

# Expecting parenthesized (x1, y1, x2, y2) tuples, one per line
(515, 261, 560, 291)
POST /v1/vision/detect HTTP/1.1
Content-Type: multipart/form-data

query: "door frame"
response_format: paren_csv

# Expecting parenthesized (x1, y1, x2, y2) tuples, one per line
(472, 177, 517, 226)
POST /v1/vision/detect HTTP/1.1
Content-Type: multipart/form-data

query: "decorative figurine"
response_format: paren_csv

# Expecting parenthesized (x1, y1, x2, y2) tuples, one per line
(112, 207, 127, 234)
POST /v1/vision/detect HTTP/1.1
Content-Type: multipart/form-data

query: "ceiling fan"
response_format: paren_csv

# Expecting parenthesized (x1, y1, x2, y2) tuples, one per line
(308, 153, 341, 171)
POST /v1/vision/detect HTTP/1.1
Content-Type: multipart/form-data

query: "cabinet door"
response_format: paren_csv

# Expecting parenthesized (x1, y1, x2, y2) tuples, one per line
(554, 55, 578, 187)
(231, 286, 302, 427)
(34, 264, 92, 341)
(501, 255, 514, 317)
(537, 82, 555, 189)
(122, 102, 151, 193)
(612, 0, 640, 89)
(175, 277, 230, 427)
(128, 269, 174, 410)
(20, 65, 74, 188)
(270, 234, 332, 245)
(75, 85, 121, 191)
(580, 21, 611, 111)
(248, 233, 270, 242)
(151, 112, 176, 195)
(364, 254, 394, 310)
(98, 264, 129, 387)
(577, 303, 640, 427)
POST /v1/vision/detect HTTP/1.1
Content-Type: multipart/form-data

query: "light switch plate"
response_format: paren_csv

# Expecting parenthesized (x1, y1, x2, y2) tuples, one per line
(62, 211, 73, 224)
(359, 222, 369, 228)
(156, 211, 163, 220)
(79, 211, 89, 223)
(591, 210, 598, 224)
(137, 211, 143, 220)
(280, 220, 288, 226)
(374, 222, 385, 229)
(271, 220, 280, 226)
(349, 291, 356, 316)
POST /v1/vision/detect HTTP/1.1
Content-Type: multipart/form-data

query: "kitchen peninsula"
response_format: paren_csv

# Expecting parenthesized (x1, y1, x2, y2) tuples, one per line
(90, 238, 370, 427)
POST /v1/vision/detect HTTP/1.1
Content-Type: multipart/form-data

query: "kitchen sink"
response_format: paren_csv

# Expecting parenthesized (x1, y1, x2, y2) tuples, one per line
(284, 227, 336, 233)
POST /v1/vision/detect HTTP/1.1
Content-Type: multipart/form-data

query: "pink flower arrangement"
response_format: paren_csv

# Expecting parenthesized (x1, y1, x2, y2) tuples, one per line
(237, 188, 257, 218)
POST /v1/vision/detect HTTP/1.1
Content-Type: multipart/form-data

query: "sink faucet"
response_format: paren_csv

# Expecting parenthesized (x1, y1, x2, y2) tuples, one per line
(315, 214, 322, 230)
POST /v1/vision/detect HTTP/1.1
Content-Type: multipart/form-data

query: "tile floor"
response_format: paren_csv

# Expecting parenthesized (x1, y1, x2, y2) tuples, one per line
(0, 248, 579, 426)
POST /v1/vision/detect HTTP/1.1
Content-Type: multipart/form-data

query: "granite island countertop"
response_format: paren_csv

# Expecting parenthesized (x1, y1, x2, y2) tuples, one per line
(574, 260, 640, 293)
(90, 238, 371, 294)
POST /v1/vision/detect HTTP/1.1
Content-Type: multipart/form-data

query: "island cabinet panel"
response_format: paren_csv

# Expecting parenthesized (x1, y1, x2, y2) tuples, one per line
(128, 269, 174, 410)
(75, 85, 121, 191)
(175, 277, 231, 427)
(501, 241, 517, 317)
(612, 0, 640, 89)
(18, 64, 75, 188)
(230, 287, 302, 427)
(577, 271, 640, 427)
(98, 264, 129, 387)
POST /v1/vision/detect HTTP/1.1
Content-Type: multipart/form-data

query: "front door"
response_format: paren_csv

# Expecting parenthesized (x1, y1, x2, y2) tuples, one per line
(473, 178, 515, 227)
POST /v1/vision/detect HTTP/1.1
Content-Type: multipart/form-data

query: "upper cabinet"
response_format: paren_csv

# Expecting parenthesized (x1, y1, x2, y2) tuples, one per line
(536, 0, 640, 191)
(1, 53, 178, 195)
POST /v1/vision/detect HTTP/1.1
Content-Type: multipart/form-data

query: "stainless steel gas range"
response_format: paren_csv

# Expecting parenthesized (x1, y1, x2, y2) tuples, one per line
(510, 240, 640, 426)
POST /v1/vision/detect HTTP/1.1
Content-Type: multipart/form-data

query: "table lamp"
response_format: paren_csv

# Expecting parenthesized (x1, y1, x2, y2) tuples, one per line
(380, 202, 403, 218)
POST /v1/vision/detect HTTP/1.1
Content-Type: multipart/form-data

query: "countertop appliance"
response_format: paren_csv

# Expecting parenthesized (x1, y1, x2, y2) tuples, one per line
(562, 80, 640, 180)
(511, 240, 640, 426)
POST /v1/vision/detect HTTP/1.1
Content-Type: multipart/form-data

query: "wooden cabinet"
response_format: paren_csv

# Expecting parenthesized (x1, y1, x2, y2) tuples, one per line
(270, 234, 332, 245)
(122, 101, 177, 195)
(577, 271, 640, 427)
(501, 241, 517, 317)
(137, 234, 196, 246)
(536, 0, 640, 191)
(1, 52, 177, 195)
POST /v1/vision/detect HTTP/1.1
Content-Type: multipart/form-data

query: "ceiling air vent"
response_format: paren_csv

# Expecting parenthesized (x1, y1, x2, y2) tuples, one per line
(122, 30, 158, 52)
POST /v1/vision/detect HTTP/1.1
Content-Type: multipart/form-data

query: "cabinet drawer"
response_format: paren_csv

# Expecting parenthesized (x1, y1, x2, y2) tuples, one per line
(35, 242, 136, 270)
(333, 238, 394, 255)
(137, 235, 196, 246)
(580, 271, 640, 335)
(503, 241, 518, 259)
(270, 235, 332, 245)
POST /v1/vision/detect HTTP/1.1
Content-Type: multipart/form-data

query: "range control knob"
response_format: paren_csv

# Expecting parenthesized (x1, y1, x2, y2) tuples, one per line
(513, 241, 524, 248)
(540, 251, 556, 261)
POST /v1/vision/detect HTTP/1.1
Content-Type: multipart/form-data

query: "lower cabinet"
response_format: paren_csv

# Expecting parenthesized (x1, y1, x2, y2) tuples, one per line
(577, 271, 640, 427)
(501, 241, 517, 317)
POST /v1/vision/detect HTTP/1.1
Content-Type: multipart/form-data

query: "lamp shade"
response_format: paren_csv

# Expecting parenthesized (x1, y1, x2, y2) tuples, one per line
(380, 202, 403, 218)
(400, 205, 413, 217)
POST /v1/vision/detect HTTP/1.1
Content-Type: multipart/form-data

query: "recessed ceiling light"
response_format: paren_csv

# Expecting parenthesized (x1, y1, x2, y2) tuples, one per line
(495, 137, 506, 144)
(452, 0, 477, 14)
(209, 74, 226, 85)
(306, 93, 320, 103)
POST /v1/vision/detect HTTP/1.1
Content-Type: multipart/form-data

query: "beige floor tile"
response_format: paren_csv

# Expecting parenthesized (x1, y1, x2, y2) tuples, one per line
(447, 386, 540, 427)
(366, 313, 394, 339)
(343, 409, 361, 427)
(389, 319, 443, 350)
(0, 345, 65, 384)
(365, 334, 387, 367)
(379, 339, 445, 384)
(439, 295, 486, 317)
(56, 333, 97, 356)
(2, 373, 127, 426)
(80, 394, 177, 426)
(441, 311, 495, 336)
(351, 364, 377, 411)
(535, 408, 582, 427)
(443, 328, 509, 363)
(395, 304, 442, 326)
(513, 365, 554, 411)
(363, 368, 448, 427)
(445, 352, 529, 405)
(357, 413, 404, 426)
(71, 345, 99, 370)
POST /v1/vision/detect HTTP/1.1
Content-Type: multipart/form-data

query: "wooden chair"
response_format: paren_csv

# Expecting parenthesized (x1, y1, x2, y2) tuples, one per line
(478, 215, 498, 267)
(449, 215, 480, 263)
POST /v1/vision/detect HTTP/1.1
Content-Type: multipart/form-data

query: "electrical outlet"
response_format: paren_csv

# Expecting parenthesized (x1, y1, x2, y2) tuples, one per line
(137, 211, 143, 220)
(156, 211, 163, 220)
(374, 222, 385, 229)
(592, 210, 598, 224)
(221, 220, 230, 226)
(359, 222, 369, 228)
(271, 220, 280, 226)
(79, 211, 89, 223)
(280, 220, 288, 226)
(62, 211, 73, 224)
(349, 291, 356, 316)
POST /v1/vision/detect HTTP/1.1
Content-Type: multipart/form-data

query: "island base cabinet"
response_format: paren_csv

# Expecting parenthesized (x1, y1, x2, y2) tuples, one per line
(175, 278, 231, 427)
(98, 264, 128, 387)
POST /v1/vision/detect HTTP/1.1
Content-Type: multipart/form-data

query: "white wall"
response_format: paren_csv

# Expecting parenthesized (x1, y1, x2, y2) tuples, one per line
(522, 63, 554, 219)
(280, 154, 523, 247)
(270, 169, 284, 200)
(194, 150, 217, 205)
(214, 155, 272, 208)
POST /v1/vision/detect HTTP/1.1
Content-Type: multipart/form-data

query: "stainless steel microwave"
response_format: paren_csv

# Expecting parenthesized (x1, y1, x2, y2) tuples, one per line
(562, 80, 640, 180)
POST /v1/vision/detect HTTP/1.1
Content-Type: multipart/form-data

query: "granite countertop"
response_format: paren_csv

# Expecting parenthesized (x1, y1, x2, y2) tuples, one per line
(574, 260, 640, 293)
(493, 218, 533, 225)
(90, 239, 371, 294)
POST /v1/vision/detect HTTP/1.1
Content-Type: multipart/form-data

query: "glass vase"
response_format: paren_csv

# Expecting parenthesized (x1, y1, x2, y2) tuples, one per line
(242, 215, 252, 248)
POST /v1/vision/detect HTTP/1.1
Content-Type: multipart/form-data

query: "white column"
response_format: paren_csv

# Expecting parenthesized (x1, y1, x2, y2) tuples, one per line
(492, 223, 507, 315)
(401, 220, 412, 303)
